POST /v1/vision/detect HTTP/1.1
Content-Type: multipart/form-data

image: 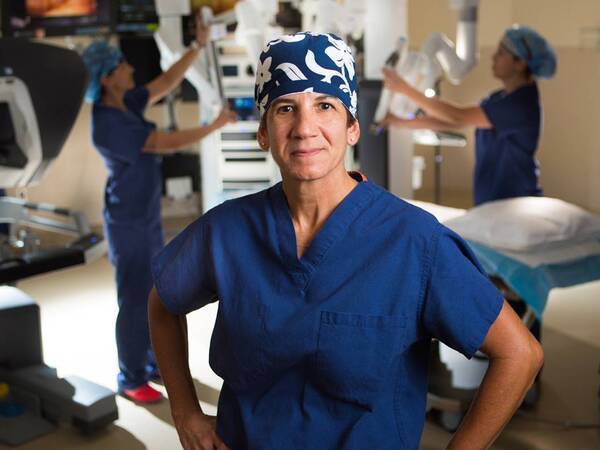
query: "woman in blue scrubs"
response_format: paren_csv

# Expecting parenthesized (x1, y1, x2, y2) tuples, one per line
(149, 32, 543, 449)
(82, 19, 236, 404)
(380, 25, 557, 206)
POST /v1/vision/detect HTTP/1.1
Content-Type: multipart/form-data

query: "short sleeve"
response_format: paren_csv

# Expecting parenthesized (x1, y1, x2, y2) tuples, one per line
(481, 91, 538, 133)
(151, 218, 218, 315)
(421, 224, 503, 359)
(92, 110, 155, 164)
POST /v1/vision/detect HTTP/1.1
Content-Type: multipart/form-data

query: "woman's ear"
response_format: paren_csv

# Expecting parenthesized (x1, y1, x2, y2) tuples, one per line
(257, 121, 269, 151)
(99, 74, 110, 90)
(515, 58, 529, 76)
(347, 119, 360, 146)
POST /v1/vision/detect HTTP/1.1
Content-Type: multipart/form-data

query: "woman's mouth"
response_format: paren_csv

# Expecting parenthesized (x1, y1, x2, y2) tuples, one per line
(291, 148, 323, 157)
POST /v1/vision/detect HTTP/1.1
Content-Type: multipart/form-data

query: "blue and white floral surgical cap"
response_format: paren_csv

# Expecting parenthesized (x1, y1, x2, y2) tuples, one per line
(501, 25, 557, 79)
(254, 32, 358, 118)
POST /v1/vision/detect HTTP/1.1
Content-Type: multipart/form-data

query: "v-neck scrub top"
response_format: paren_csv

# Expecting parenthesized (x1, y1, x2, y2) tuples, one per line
(474, 83, 542, 206)
(152, 180, 503, 450)
(92, 86, 161, 225)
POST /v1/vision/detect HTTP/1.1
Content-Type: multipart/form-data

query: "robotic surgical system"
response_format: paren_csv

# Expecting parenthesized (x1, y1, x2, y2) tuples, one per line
(155, 0, 284, 212)
(0, 39, 117, 446)
(358, 0, 479, 200)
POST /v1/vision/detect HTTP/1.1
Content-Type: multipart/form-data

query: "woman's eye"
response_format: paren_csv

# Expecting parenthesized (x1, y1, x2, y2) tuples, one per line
(277, 105, 293, 113)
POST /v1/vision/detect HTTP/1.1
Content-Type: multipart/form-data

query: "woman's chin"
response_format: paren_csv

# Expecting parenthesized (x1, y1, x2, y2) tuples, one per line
(285, 166, 330, 183)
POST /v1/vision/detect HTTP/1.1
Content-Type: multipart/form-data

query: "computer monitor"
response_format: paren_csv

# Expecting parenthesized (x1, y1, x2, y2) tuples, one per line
(114, 0, 159, 35)
(227, 96, 258, 121)
(1, 0, 111, 38)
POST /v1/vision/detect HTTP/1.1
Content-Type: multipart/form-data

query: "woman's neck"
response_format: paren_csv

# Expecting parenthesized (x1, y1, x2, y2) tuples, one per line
(283, 169, 358, 240)
(503, 74, 533, 94)
(101, 88, 128, 111)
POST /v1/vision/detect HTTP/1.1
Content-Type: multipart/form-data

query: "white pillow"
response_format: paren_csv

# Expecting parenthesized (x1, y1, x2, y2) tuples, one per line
(443, 197, 600, 251)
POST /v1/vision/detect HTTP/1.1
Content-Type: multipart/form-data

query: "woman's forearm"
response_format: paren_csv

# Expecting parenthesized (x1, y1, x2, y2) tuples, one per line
(146, 46, 201, 104)
(393, 116, 462, 131)
(399, 84, 466, 125)
(143, 123, 218, 154)
(148, 288, 202, 418)
(447, 344, 543, 449)
(161, 47, 200, 93)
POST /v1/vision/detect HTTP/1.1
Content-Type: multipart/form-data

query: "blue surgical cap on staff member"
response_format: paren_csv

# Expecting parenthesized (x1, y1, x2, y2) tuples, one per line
(254, 32, 358, 119)
(81, 41, 123, 103)
(501, 25, 557, 79)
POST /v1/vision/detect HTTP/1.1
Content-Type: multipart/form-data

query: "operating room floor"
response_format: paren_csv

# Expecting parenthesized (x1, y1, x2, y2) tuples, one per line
(3, 256, 600, 450)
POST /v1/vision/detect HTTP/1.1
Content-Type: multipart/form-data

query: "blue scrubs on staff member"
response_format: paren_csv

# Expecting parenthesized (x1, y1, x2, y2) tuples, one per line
(81, 15, 236, 404)
(381, 25, 557, 206)
(149, 32, 544, 449)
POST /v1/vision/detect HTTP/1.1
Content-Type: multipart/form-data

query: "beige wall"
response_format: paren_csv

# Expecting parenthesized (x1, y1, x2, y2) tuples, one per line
(409, 0, 600, 212)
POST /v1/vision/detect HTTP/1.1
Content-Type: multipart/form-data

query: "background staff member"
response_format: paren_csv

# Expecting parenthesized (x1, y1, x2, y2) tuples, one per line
(82, 16, 236, 404)
(381, 25, 557, 206)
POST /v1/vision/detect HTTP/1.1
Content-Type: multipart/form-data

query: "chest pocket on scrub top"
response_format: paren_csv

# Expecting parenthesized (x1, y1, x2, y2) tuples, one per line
(314, 311, 407, 410)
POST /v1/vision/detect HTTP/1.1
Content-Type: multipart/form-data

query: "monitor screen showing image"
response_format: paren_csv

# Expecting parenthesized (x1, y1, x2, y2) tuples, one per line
(2, 0, 111, 37)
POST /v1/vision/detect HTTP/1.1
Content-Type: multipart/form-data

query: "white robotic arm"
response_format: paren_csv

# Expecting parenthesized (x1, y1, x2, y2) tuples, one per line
(235, 0, 280, 63)
(422, 0, 478, 85)
(301, 0, 366, 40)
(375, 0, 480, 123)
(154, 0, 221, 121)
(154, 0, 280, 121)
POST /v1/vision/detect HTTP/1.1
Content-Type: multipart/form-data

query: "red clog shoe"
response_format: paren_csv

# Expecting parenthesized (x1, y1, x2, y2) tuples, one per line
(120, 383, 163, 404)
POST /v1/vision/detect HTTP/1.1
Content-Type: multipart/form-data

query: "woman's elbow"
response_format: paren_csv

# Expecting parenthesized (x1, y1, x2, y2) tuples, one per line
(148, 287, 169, 323)
(143, 133, 179, 154)
(517, 334, 544, 381)
(529, 337, 544, 375)
(444, 111, 469, 128)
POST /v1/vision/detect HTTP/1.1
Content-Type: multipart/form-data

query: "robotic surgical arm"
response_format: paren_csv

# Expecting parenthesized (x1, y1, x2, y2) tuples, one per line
(154, 0, 279, 122)
(374, 0, 480, 124)
(154, 0, 221, 122)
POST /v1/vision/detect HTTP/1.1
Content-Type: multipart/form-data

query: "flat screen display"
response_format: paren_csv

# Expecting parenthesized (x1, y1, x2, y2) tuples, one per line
(2, 0, 111, 37)
(227, 96, 258, 121)
(115, 0, 158, 35)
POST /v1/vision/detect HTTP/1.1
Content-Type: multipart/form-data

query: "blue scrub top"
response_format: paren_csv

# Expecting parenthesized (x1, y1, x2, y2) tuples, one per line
(474, 83, 542, 206)
(91, 86, 161, 224)
(152, 179, 503, 450)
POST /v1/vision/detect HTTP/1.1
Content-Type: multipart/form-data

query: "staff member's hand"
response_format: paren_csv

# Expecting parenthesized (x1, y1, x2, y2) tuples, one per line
(382, 67, 411, 94)
(174, 410, 229, 450)
(194, 10, 210, 48)
(377, 112, 408, 130)
(212, 107, 238, 130)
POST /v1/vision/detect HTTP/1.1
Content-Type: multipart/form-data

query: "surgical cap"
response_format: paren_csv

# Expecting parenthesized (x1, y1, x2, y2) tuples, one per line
(501, 25, 557, 79)
(254, 32, 358, 118)
(81, 41, 123, 102)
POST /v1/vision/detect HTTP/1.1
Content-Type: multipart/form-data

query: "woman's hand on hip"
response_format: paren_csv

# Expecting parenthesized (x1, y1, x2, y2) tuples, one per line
(174, 410, 229, 450)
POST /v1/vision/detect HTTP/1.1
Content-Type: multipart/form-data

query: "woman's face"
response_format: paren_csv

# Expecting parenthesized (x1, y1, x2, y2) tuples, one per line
(492, 44, 527, 80)
(102, 60, 135, 94)
(258, 92, 360, 183)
